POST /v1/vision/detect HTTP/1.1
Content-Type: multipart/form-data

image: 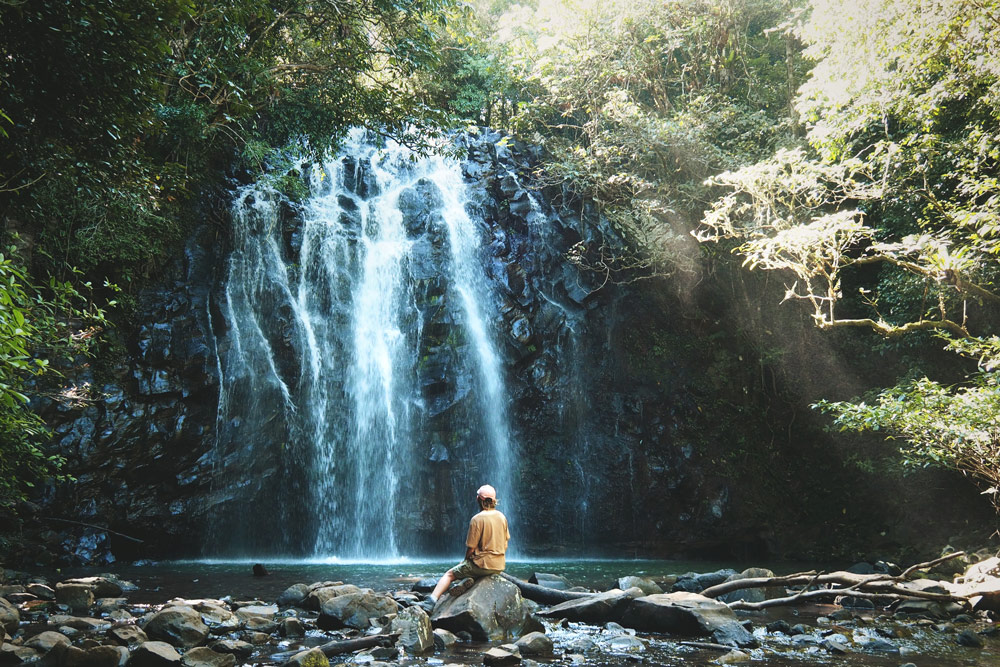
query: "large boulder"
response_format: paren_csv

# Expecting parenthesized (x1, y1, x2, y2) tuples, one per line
(188, 601, 238, 632)
(62, 645, 124, 667)
(431, 575, 530, 641)
(0, 598, 18, 634)
(535, 589, 640, 624)
(107, 624, 148, 648)
(619, 593, 754, 647)
(390, 606, 433, 653)
(514, 631, 553, 656)
(317, 591, 398, 630)
(144, 606, 210, 648)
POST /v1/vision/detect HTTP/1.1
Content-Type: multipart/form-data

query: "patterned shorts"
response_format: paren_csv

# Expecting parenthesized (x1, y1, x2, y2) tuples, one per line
(448, 558, 502, 579)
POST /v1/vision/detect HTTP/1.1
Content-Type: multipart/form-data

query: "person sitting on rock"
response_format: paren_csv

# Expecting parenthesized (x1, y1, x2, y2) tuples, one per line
(420, 484, 510, 612)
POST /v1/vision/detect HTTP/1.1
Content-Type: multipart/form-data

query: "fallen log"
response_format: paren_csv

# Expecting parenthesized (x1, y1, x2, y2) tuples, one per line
(501, 573, 595, 605)
(700, 552, 971, 611)
(273, 632, 400, 663)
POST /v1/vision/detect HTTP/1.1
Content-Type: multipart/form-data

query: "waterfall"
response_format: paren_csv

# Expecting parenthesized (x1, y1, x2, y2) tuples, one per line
(210, 130, 517, 559)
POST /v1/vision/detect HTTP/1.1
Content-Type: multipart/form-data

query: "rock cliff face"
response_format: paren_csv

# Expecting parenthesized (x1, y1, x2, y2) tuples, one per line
(23, 129, 984, 566)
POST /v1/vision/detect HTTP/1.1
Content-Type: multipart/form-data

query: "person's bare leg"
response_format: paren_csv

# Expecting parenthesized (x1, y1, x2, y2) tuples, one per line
(430, 570, 456, 601)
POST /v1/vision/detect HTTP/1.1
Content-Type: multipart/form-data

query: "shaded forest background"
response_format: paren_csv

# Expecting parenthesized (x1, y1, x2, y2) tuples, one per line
(1, 0, 998, 560)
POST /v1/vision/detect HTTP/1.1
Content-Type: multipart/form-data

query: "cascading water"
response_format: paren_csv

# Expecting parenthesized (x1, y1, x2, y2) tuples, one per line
(209, 130, 517, 559)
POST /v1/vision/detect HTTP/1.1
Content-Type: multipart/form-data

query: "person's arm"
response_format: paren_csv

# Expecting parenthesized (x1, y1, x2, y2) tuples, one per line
(465, 546, 475, 560)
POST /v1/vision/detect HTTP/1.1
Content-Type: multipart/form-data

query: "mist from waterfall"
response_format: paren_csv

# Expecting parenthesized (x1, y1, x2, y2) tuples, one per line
(210, 130, 516, 558)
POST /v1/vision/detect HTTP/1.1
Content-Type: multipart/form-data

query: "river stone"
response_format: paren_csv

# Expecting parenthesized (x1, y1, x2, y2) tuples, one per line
(483, 647, 521, 667)
(144, 606, 210, 648)
(26, 584, 55, 601)
(619, 592, 755, 647)
(243, 616, 278, 633)
(318, 591, 398, 630)
(0, 598, 18, 634)
(180, 646, 237, 667)
(672, 570, 739, 594)
(716, 649, 750, 664)
(432, 575, 528, 642)
(276, 584, 310, 607)
(206, 640, 252, 659)
(56, 583, 95, 613)
(131, 642, 182, 667)
(107, 624, 148, 647)
(536, 589, 639, 624)
(718, 568, 778, 604)
(432, 628, 458, 650)
(514, 632, 552, 656)
(24, 631, 71, 652)
(48, 615, 110, 631)
(390, 605, 432, 653)
(608, 635, 646, 652)
(618, 577, 662, 596)
(279, 617, 305, 638)
(305, 585, 362, 611)
(284, 647, 328, 667)
(234, 605, 277, 622)
(65, 578, 123, 598)
(1, 643, 40, 664)
(528, 574, 572, 591)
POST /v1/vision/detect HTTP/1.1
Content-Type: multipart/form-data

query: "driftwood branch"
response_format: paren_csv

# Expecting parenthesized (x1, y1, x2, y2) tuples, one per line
(501, 573, 595, 605)
(274, 632, 400, 663)
(700, 552, 970, 611)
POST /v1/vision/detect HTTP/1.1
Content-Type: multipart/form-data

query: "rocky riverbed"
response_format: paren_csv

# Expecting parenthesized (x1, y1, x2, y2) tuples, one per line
(4, 553, 1000, 667)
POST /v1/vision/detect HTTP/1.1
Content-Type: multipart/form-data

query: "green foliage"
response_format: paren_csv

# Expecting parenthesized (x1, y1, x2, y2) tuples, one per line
(498, 0, 804, 278)
(697, 0, 1000, 512)
(0, 251, 110, 509)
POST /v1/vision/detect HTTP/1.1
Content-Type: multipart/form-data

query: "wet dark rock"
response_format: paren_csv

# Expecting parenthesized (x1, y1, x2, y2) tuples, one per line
(863, 638, 898, 653)
(278, 618, 304, 638)
(26, 584, 54, 601)
(131, 642, 182, 667)
(537, 589, 639, 624)
(304, 584, 361, 611)
(619, 592, 755, 647)
(823, 638, 852, 654)
(789, 623, 810, 636)
(717, 568, 778, 604)
(0, 599, 17, 634)
(0, 643, 40, 664)
(514, 632, 553, 656)
(206, 640, 252, 659)
(24, 631, 71, 653)
(765, 619, 791, 634)
(251, 565, 269, 578)
(143, 606, 210, 648)
(672, 570, 739, 594)
(483, 647, 521, 667)
(432, 575, 529, 642)
(432, 628, 458, 650)
(107, 625, 147, 648)
(317, 591, 398, 630)
(276, 584, 310, 608)
(956, 628, 984, 647)
(56, 583, 95, 612)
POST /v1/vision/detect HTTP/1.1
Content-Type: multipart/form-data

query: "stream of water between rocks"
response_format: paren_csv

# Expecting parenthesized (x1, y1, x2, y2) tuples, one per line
(37, 559, 1000, 667)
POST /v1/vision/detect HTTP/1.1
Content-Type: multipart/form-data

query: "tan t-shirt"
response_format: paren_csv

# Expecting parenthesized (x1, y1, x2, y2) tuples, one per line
(465, 509, 509, 571)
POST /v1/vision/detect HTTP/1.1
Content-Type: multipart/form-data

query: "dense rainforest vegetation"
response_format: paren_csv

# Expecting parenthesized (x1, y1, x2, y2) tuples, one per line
(1, 0, 998, 551)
